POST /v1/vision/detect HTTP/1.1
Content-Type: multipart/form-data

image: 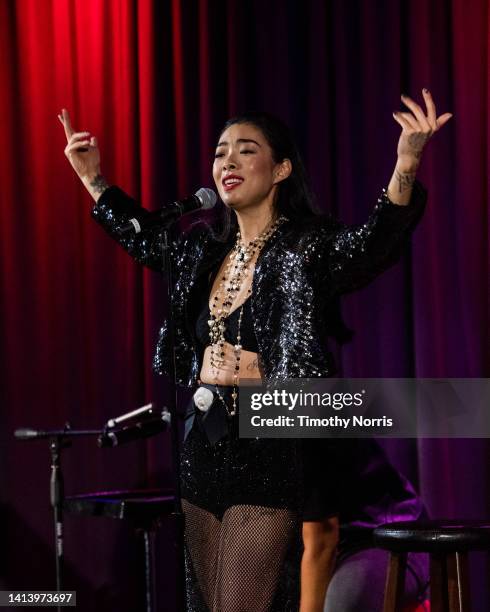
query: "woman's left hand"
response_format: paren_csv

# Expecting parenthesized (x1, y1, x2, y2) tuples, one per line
(393, 89, 452, 170)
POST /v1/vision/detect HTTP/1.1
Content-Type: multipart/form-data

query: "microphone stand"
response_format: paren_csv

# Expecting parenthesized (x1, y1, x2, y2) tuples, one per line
(16, 411, 170, 612)
(160, 227, 187, 612)
(16, 425, 103, 612)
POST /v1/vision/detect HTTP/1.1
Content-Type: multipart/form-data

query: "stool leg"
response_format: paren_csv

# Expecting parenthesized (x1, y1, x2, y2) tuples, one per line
(430, 553, 449, 612)
(447, 551, 471, 612)
(383, 551, 407, 612)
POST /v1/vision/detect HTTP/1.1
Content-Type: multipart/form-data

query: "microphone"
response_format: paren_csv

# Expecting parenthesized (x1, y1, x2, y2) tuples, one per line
(14, 425, 102, 440)
(97, 411, 171, 448)
(118, 187, 217, 236)
(15, 428, 48, 440)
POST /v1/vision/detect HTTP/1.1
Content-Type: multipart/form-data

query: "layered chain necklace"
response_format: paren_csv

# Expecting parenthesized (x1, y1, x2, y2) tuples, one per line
(208, 215, 287, 416)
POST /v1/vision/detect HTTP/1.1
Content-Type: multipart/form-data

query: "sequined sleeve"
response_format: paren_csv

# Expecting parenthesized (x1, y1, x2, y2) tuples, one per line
(327, 180, 427, 295)
(90, 186, 170, 271)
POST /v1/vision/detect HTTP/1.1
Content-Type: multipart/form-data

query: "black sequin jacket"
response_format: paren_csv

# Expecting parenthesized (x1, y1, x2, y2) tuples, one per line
(92, 183, 426, 386)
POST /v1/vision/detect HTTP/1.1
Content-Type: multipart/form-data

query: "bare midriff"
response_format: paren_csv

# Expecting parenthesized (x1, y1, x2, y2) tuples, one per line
(198, 248, 264, 386)
(200, 344, 263, 385)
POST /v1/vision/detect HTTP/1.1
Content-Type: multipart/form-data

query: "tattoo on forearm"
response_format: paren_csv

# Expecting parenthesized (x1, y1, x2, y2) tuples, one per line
(90, 174, 110, 195)
(247, 358, 259, 371)
(407, 133, 429, 159)
(395, 169, 416, 193)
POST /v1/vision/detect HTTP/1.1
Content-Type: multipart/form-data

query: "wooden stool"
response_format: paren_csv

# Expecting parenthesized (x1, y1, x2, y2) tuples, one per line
(373, 520, 490, 612)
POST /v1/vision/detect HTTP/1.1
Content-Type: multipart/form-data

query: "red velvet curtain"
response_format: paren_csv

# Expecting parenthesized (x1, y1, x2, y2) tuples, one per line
(1, 0, 488, 608)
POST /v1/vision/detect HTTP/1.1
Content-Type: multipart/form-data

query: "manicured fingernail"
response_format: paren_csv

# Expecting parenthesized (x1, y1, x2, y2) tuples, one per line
(392, 111, 399, 115)
(423, 88, 429, 93)
(401, 93, 407, 98)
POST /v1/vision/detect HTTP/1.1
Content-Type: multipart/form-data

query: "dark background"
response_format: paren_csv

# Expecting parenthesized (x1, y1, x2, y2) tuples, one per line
(0, 0, 488, 610)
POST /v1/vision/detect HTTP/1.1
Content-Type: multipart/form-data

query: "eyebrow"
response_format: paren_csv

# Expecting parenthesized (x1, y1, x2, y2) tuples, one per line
(216, 138, 261, 147)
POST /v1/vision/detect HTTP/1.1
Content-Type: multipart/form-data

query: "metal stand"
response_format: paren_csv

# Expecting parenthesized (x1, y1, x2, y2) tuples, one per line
(17, 425, 103, 612)
(143, 529, 157, 612)
(16, 422, 172, 611)
(49, 436, 64, 597)
(161, 228, 187, 612)
(64, 489, 175, 612)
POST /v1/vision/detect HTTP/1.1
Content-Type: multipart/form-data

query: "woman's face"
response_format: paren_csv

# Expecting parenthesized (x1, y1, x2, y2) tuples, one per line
(213, 123, 284, 211)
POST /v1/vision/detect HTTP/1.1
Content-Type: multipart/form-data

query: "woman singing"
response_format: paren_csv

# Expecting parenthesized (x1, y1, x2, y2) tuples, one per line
(59, 91, 450, 611)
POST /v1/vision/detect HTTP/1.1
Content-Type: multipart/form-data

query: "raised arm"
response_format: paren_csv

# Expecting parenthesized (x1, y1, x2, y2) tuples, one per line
(387, 88, 452, 205)
(327, 182, 426, 296)
(327, 89, 451, 296)
(58, 108, 110, 202)
(58, 108, 166, 270)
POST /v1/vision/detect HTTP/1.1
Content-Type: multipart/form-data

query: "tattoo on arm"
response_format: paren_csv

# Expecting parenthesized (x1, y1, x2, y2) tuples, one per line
(246, 358, 259, 371)
(395, 169, 416, 193)
(90, 174, 110, 195)
(407, 133, 428, 159)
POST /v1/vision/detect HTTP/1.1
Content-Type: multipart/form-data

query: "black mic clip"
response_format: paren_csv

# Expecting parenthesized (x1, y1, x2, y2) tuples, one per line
(97, 403, 171, 448)
(117, 188, 217, 236)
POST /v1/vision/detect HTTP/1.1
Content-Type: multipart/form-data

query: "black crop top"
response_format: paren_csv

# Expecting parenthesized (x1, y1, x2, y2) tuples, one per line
(195, 295, 259, 353)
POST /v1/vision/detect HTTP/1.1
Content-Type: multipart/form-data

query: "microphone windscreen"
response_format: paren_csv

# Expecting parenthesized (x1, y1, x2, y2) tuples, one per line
(14, 428, 38, 439)
(196, 187, 217, 210)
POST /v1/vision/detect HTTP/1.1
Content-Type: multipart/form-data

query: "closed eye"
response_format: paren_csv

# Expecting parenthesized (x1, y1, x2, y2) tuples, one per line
(214, 149, 255, 158)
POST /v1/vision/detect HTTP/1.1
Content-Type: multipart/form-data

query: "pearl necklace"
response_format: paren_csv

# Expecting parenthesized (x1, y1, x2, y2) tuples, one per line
(208, 216, 287, 416)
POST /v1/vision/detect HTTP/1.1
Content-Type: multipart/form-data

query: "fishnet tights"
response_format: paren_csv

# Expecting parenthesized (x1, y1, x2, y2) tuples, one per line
(182, 498, 297, 611)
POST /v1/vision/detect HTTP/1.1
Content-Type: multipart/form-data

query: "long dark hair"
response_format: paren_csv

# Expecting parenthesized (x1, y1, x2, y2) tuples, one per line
(211, 112, 319, 241)
(204, 112, 353, 344)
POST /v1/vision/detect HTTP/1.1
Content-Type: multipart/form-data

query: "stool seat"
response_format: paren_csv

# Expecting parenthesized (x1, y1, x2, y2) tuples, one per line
(374, 519, 490, 553)
(64, 487, 175, 527)
(375, 519, 490, 611)
(64, 488, 176, 612)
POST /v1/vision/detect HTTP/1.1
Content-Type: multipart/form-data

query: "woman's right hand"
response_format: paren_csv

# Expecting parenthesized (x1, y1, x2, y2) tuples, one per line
(58, 108, 108, 201)
(58, 108, 100, 179)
